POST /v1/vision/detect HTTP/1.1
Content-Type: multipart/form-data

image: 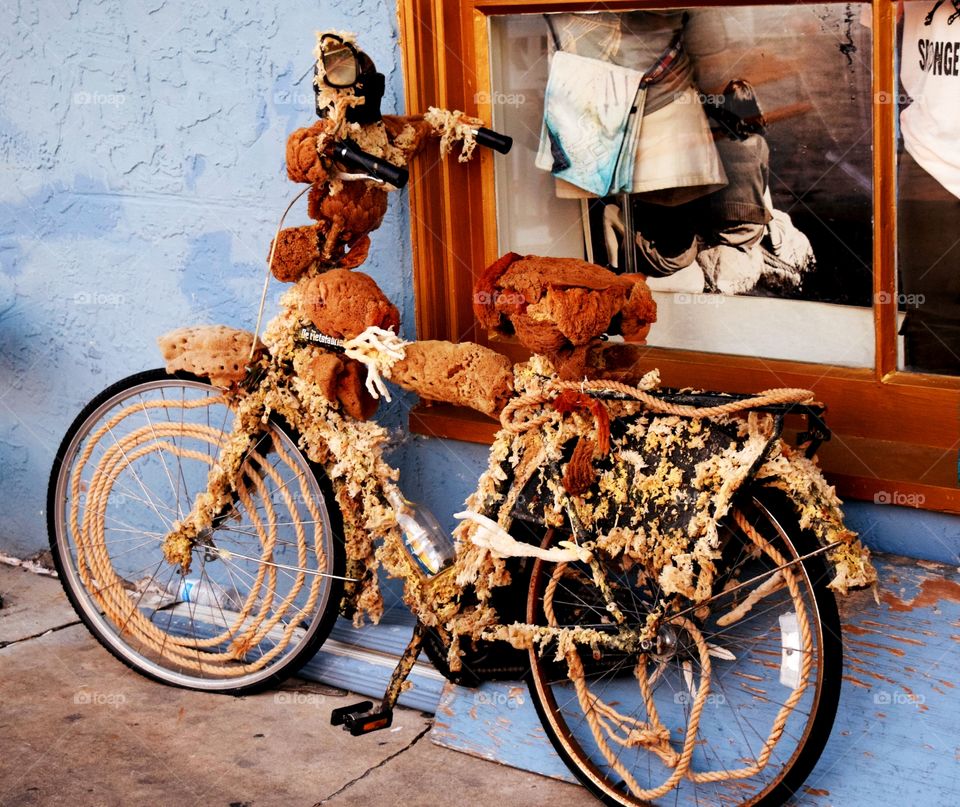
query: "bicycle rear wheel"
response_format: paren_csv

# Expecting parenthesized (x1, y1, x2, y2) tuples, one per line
(526, 493, 842, 806)
(47, 369, 345, 694)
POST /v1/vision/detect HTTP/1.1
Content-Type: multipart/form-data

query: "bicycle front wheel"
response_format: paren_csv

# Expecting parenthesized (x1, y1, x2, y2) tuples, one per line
(47, 369, 345, 694)
(526, 493, 842, 806)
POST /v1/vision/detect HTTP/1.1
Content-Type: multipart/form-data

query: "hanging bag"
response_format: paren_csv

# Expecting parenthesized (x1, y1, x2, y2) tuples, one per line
(535, 16, 685, 197)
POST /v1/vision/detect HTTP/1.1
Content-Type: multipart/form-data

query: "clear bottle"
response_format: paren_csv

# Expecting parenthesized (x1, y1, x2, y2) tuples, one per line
(170, 576, 242, 610)
(386, 488, 455, 575)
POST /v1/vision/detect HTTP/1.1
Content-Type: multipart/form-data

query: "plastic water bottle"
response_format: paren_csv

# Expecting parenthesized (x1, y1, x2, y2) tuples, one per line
(170, 576, 241, 610)
(386, 489, 455, 575)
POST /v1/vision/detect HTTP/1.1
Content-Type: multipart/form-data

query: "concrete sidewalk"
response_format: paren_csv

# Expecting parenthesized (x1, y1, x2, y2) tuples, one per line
(0, 563, 593, 807)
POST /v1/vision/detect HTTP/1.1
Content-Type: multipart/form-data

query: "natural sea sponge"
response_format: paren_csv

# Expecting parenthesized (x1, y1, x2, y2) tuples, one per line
(336, 360, 379, 420)
(390, 340, 514, 416)
(158, 325, 261, 388)
(381, 114, 434, 154)
(303, 352, 343, 402)
(269, 227, 373, 283)
(301, 351, 378, 420)
(286, 121, 332, 184)
(528, 285, 623, 346)
(509, 312, 568, 353)
(620, 276, 659, 342)
(474, 253, 657, 354)
(308, 181, 388, 263)
(269, 224, 319, 282)
(298, 269, 400, 340)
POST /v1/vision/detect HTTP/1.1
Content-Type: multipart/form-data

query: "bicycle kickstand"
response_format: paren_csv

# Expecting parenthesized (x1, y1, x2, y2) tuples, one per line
(330, 622, 425, 736)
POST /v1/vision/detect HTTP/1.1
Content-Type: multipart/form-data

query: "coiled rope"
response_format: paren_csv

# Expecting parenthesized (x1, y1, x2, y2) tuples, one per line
(501, 378, 816, 434)
(541, 509, 814, 798)
(68, 393, 329, 676)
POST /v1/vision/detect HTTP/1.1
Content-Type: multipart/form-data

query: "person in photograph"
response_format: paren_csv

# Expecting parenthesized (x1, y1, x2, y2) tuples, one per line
(603, 79, 815, 295)
(697, 79, 815, 296)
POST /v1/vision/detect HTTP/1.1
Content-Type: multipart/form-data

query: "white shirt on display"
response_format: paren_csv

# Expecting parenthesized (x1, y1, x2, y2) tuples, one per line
(900, 0, 960, 198)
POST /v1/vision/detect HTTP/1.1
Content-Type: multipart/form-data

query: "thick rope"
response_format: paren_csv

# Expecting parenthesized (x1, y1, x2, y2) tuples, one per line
(542, 508, 816, 797)
(501, 378, 817, 434)
(68, 394, 329, 675)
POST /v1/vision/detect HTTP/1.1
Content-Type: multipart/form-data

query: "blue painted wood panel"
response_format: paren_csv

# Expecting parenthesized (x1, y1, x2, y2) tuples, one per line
(299, 609, 445, 714)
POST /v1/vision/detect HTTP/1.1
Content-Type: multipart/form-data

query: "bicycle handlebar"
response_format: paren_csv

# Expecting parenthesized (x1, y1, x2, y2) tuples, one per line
(331, 125, 512, 187)
(474, 127, 513, 154)
(332, 140, 410, 188)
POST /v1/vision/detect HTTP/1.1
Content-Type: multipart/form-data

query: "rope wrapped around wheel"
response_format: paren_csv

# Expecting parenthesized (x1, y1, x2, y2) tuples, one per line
(68, 394, 329, 676)
(540, 509, 814, 799)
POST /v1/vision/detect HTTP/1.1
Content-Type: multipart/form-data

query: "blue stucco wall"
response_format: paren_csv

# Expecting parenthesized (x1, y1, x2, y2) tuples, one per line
(0, 0, 490, 557)
(0, 0, 957, 566)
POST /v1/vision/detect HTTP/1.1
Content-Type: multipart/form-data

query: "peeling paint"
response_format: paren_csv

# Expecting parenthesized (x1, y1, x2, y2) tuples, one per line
(882, 578, 960, 613)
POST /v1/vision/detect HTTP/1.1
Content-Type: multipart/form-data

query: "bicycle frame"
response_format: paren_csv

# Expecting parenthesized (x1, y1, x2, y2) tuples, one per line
(158, 312, 869, 668)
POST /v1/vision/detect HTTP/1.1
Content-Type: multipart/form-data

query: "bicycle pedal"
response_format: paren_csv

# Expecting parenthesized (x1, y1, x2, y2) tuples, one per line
(330, 700, 373, 727)
(346, 707, 393, 736)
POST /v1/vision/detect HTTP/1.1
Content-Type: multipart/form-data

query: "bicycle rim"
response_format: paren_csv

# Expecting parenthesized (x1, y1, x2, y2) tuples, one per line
(526, 495, 841, 806)
(48, 370, 344, 692)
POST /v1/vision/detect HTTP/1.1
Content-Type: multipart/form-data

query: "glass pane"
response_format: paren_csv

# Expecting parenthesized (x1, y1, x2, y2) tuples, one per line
(897, 0, 960, 376)
(489, 4, 874, 366)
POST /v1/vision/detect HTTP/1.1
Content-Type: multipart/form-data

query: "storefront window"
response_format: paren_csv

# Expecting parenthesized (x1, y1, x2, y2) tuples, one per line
(398, 0, 960, 511)
(491, 5, 874, 366)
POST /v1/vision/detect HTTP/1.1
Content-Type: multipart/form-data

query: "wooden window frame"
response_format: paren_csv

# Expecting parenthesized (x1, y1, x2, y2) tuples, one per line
(398, 0, 960, 514)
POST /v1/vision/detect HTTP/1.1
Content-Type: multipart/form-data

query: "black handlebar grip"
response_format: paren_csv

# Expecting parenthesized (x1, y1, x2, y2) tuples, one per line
(475, 127, 513, 154)
(332, 140, 409, 188)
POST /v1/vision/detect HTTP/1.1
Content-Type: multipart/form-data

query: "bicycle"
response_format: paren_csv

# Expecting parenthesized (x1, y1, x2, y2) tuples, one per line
(47, 30, 877, 807)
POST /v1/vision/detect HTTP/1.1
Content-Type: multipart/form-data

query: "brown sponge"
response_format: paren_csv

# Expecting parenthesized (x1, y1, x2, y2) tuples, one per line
(298, 269, 400, 340)
(390, 340, 514, 416)
(308, 181, 388, 263)
(157, 326, 261, 389)
(303, 353, 343, 402)
(474, 253, 657, 354)
(336, 360, 379, 420)
(269, 224, 319, 282)
(381, 115, 434, 155)
(620, 276, 659, 343)
(286, 121, 331, 184)
(509, 312, 568, 353)
(300, 352, 379, 420)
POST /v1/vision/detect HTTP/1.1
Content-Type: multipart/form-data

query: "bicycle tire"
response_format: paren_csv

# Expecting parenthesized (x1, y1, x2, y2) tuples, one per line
(47, 369, 346, 695)
(526, 490, 842, 806)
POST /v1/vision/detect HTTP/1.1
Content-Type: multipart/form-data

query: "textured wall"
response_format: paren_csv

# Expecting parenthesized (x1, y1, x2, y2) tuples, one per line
(0, 0, 485, 556)
(0, 1, 956, 564)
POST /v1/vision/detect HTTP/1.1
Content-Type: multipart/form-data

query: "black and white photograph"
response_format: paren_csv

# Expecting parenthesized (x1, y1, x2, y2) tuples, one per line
(491, 5, 875, 365)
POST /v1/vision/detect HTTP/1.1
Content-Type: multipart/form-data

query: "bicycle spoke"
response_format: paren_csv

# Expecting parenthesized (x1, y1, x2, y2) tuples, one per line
(52, 376, 340, 692)
(528, 500, 836, 806)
